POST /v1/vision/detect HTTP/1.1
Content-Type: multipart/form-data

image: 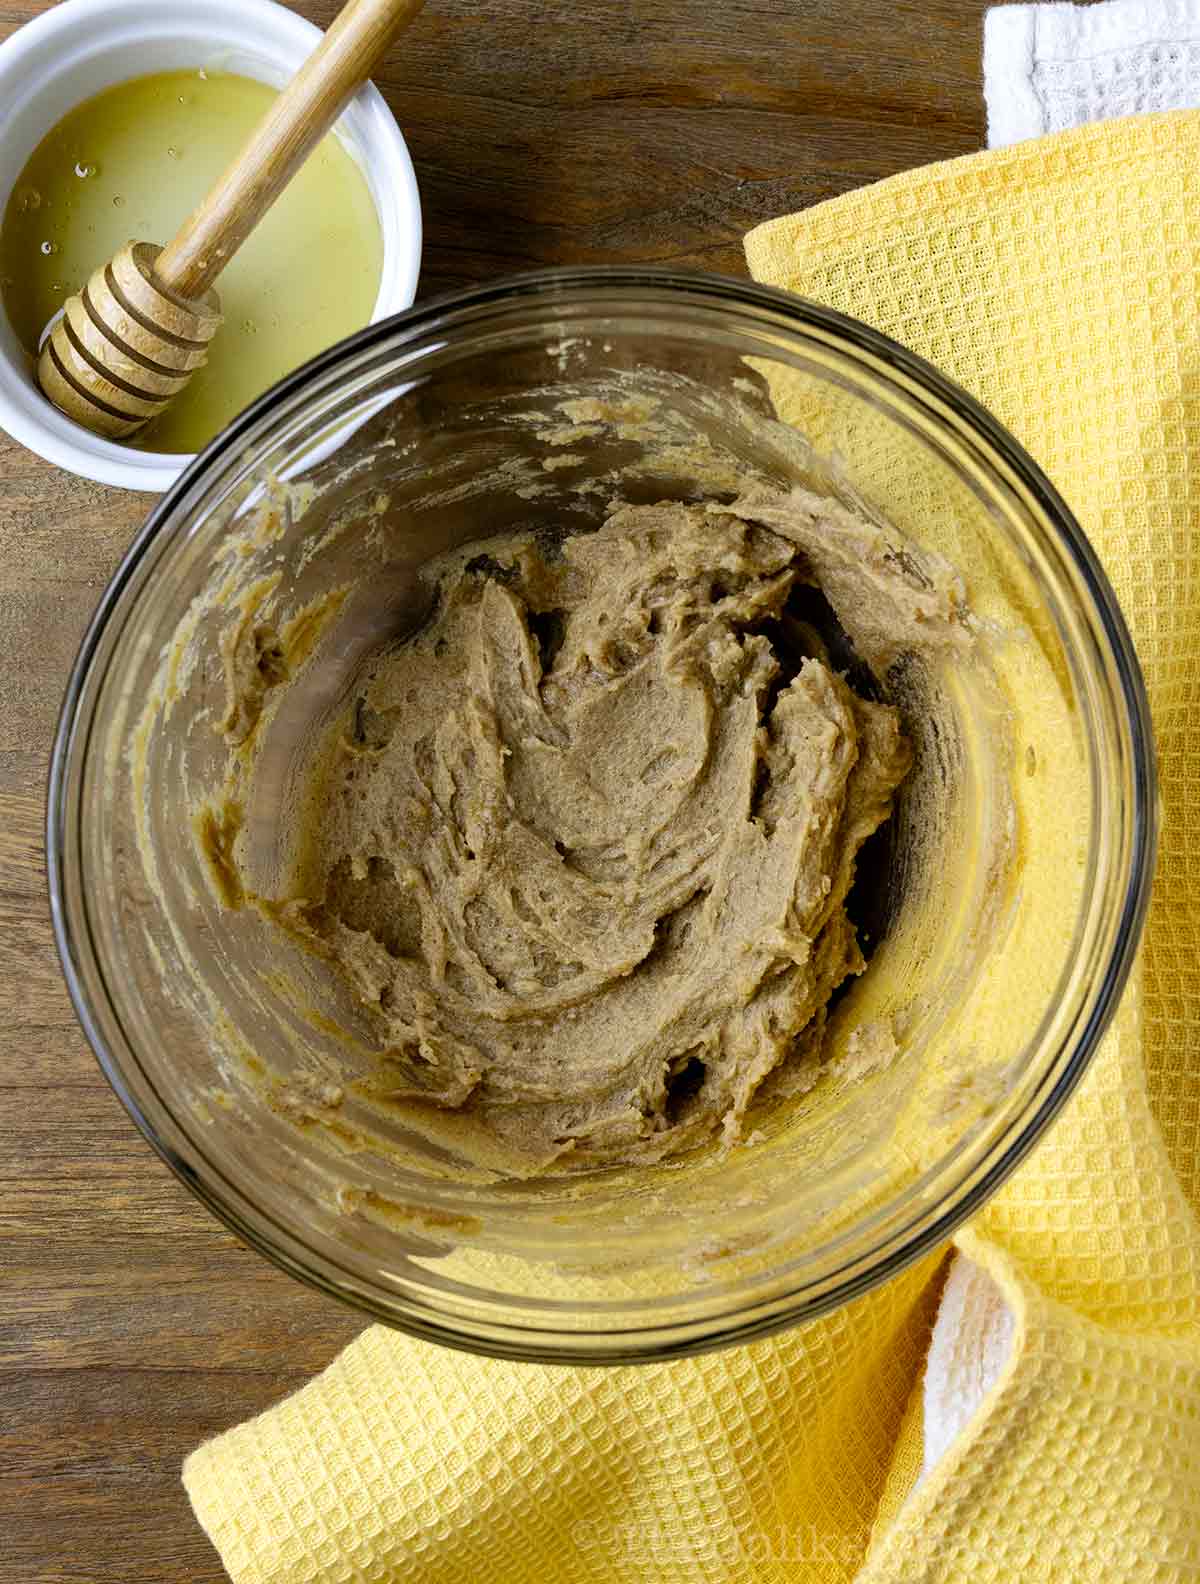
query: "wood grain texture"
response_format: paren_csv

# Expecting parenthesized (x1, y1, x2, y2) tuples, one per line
(0, 2, 988, 1577)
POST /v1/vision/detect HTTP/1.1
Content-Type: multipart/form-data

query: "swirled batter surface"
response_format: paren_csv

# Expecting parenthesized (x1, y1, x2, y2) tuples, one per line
(218, 488, 967, 1174)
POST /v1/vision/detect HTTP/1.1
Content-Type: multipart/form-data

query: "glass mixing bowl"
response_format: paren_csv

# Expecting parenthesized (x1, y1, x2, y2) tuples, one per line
(48, 269, 1155, 1362)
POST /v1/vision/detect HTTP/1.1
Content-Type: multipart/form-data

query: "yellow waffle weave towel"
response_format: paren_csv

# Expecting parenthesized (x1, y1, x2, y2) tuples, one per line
(185, 113, 1200, 1584)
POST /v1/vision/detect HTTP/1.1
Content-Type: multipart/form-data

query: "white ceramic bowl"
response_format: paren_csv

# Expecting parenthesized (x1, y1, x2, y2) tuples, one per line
(0, 0, 421, 493)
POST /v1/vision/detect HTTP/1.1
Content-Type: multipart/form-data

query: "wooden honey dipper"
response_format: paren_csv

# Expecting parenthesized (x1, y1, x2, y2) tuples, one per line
(38, 0, 427, 441)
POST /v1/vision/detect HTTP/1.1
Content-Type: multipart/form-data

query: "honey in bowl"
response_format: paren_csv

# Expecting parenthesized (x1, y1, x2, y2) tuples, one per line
(0, 69, 383, 455)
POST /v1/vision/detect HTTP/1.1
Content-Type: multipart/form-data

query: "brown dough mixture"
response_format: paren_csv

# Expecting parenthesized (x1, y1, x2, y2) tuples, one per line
(222, 488, 967, 1175)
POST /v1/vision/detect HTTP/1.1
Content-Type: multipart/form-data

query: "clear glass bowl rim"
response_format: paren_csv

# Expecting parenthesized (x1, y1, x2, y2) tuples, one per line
(46, 266, 1158, 1362)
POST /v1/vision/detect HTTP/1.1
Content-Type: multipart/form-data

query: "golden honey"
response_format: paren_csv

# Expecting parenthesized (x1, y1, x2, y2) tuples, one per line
(0, 70, 383, 454)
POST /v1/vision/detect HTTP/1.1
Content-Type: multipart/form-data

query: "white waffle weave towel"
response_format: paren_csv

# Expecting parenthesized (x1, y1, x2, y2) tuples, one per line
(985, 0, 1200, 145)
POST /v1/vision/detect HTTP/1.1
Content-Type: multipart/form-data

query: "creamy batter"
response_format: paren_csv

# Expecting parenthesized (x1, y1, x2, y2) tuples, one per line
(205, 486, 968, 1176)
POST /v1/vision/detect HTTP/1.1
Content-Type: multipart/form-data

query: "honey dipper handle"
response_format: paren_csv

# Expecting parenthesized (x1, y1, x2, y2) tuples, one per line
(155, 0, 426, 300)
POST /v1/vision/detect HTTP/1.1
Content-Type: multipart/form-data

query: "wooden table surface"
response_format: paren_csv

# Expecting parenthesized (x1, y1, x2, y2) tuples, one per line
(0, 2, 989, 1577)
